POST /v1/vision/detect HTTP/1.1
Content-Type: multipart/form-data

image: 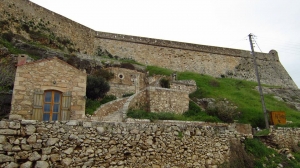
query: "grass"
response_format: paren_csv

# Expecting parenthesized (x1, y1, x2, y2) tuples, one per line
(85, 95, 116, 115)
(176, 71, 300, 128)
(146, 65, 173, 76)
(254, 129, 270, 136)
(127, 101, 220, 122)
(0, 38, 40, 60)
(244, 138, 300, 167)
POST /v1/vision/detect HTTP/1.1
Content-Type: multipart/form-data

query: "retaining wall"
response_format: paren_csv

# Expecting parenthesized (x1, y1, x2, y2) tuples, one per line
(0, 120, 252, 167)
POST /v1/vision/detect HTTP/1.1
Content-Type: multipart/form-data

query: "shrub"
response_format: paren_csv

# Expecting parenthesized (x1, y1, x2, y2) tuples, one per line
(2, 31, 14, 42)
(159, 78, 170, 88)
(99, 95, 116, 104)
(86, 75, 110, 100)
(85, 99, 101, 115)
(0, 57, 15, 91)
(127, 109, 180, 121)
(120, 62, 135, 70)
(92, 69, 114, 81)
(122, 93, 134, 97)
(206, 100, 239, 123)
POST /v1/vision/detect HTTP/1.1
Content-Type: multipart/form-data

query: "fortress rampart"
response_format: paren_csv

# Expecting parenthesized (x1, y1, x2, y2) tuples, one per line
(0, 0, 298, 89)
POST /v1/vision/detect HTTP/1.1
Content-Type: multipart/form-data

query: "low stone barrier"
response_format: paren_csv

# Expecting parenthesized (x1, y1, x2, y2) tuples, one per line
(0, 120, 252, 167)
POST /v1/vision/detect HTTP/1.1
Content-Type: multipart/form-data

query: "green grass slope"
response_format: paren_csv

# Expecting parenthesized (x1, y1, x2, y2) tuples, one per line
(146, 66, 300, 128)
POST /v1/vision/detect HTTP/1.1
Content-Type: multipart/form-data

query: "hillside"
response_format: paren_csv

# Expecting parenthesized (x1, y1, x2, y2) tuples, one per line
(1, 30, 300, 127)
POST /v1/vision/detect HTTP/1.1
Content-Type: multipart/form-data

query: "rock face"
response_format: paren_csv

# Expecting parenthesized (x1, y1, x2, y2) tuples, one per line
(258, 87, 300, 111)
(0, 120, 253, 167)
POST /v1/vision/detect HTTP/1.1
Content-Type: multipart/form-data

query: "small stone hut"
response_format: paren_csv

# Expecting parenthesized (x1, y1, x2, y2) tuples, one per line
(10, 56, 87, 121)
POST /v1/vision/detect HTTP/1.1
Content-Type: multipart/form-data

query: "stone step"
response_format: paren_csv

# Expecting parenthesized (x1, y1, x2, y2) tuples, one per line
(101, 110, 122, 122)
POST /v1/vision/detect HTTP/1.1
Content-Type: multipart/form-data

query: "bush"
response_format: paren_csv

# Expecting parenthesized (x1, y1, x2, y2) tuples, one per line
(86, 75, 110, 100)
(92, 69, 114, 81)
(2, 31, 14, 42)
(0, 57, 15, 91)
(99, 95, 116, 104)
(120, 62, 135, 70)
(85, 99, 101, 115)
(127, 109, 180, 121)
(160, 78, 170, 88)
(122, 93, 134, 97)
(206, 100, 239, 123)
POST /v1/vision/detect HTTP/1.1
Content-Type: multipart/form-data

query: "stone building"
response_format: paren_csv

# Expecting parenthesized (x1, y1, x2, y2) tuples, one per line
(106, 67, 147, 98)
(10, 56, 87, 121)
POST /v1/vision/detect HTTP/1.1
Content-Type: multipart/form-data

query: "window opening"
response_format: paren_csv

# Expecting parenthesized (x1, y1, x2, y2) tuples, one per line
(43, 90, 61, 121)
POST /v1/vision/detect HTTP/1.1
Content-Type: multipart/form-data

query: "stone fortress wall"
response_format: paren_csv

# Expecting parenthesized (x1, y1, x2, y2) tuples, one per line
(0, 0, 95, 54)
(94, 33, 297, 89)
(0, 120, 252, 167)
(0, 0, 298, 89)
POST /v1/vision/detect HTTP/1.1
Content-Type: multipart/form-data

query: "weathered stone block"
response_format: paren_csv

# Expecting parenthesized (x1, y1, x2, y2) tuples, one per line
(0, 129, 17, 135)
(21, 120, 37, 125)
(28, 151, 41, 161)
(46, 138, 59, 146)
(0, 121, 8, 129)
(25, 125, 36, 135)
(0, 154, 14, 163)
(20, 161, 32, 168)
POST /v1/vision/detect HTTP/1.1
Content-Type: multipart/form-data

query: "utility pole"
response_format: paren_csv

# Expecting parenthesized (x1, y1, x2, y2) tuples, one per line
(248, 33, 269, 129)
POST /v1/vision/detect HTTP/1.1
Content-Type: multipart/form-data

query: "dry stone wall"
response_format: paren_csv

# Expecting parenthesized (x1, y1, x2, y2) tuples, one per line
(148, 87, 189, 114)
(170, 80, 197, 93)
(0, 120, 252, 167)
(267, 127, 300, 149)
(92, 98, 128, 121)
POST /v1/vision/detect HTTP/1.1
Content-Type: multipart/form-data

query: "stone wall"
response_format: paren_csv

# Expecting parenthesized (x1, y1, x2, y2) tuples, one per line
(95, 36, 297, 89)
(92, 98, 128, 121)
(170, 80, 197, 93)
(1, 0, 297, 89)
(128, 89, 148, 111)
(266, 127, 300, 149)
(127, 87, 190, 114)
(10, 57, 87, 120)
(0, 0, 95, 54)
(0, 120, 252, 167)
(106, 67, 147, 98)
(148, 87, 189, 114)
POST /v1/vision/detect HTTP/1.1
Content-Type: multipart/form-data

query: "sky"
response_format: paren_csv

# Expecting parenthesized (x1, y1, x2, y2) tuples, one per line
(30, 0, 300, 88)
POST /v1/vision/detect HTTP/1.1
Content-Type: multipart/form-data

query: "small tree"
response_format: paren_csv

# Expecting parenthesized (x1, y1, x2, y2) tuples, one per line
(0, 57, 15, 91)
(86, 75, 110, 100)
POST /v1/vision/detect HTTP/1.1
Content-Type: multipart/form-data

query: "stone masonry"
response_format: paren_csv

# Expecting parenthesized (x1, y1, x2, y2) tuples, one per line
(106, 67, 147, 98)
(0, 0, 298, 89)
(0, 120, 252, 167)
(10, 57, 87, 120)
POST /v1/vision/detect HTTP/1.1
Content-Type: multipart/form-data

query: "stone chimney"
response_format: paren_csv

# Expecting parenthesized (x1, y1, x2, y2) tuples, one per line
(17, 55, 27, 66)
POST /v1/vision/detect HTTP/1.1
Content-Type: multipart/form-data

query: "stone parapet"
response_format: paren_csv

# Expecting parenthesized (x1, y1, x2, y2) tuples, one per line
(93, 97, 128, 121)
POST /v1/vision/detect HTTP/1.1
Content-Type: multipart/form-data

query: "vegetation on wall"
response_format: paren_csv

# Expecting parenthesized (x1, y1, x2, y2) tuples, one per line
(127, 101, 220, 122)
(143, 67, 300, 128)
(85, 95, 116, 115)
